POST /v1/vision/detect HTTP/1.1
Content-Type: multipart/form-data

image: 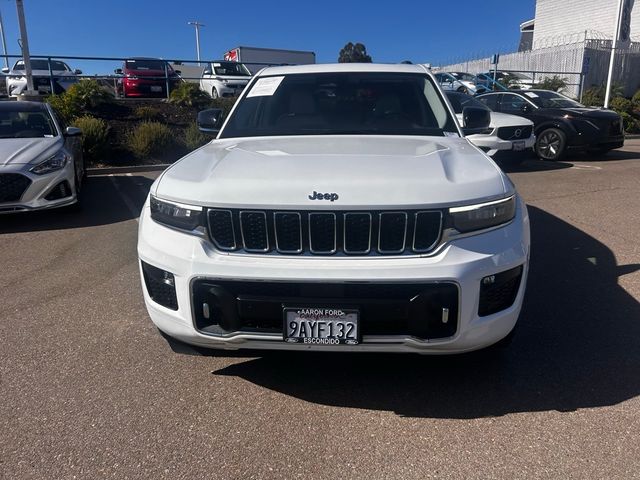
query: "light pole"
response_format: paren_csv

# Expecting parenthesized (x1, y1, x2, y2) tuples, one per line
(188, 21, 205, 65)
(15, 0, 35, 94)
(0, 8, 9, 69)
(604, 0, 625, 108)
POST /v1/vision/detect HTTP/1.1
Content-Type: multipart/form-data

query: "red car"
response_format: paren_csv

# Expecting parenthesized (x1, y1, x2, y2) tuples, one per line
(115, 58, 182, 98)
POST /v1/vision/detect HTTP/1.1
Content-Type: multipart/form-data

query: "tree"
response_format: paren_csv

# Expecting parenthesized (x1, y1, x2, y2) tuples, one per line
(338, 42, 372, 63)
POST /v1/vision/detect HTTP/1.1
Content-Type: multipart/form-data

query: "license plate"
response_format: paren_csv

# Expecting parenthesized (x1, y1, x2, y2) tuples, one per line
(150, 86, 162, 92)
(283, 308, 359, 345)
(513, 140, 526, 151)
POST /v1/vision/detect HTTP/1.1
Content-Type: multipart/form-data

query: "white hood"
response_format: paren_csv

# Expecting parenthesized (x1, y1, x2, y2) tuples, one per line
(155, 136, 510, 210)
(0, 137, 62, 166)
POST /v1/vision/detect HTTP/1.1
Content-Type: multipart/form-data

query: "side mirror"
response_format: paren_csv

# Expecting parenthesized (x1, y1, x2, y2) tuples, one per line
(461, 106, 491, 135)
(114, 68, 123, 75)
(203, 68, 212, 75)
(65, 126, 82, 137)
(174, 70, 182, 76)
(1, 67, 9, 74)
(521, 104, 532, 113)
(74, 69, 82, 75)
(197, 108, 224, 134)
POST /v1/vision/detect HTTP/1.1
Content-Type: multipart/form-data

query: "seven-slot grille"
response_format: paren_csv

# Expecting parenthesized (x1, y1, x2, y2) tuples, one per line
(496, 125, 532, 140)
(207, 209, 443, 256)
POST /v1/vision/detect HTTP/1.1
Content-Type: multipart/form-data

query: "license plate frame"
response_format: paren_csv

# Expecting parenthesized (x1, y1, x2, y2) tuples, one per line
(513, 140, 526, 151)
(150, 85, 163, 93)
(283, 307, 360, 345)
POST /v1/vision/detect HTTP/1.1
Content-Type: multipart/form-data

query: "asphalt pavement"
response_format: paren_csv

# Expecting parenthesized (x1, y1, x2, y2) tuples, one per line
(1, 143, 639, 479)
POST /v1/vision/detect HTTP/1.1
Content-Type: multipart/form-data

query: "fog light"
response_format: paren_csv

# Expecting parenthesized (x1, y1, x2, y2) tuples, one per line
(141, 261, 178, 310)
(479, 266, 523, 317)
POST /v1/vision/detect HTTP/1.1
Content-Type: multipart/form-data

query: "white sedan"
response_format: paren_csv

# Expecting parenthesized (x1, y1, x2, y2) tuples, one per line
(0, 101, 84, 213)
(200, 61, 251, 99)
(446, 91, 535, 157)
(434, 72, 488, 95)
(2, 59, 82, 96)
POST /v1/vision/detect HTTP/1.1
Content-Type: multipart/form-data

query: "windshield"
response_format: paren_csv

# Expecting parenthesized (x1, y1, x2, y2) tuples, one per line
(450, 72, 475, 82)
(0, 109, 57, 138)
(445, 92, 490, 113)
(220, 72, 457, 139)
(125, 59, 167, 70)
(525, 90, 584, 108)
(212, 62, 251, 76)
(13, 60, 70, 71)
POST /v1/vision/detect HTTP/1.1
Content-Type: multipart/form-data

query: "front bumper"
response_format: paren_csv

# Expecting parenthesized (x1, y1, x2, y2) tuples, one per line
(137, 197, 530, 354)
(0, 163, 76, 214)
(468, 134, 535, 157)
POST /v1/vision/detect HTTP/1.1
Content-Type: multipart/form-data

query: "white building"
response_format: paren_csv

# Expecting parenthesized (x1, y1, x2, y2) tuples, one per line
(439, 0, 640, 98)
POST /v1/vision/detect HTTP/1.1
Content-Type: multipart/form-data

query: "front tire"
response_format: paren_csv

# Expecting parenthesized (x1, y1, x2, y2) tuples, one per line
(536, 128, 566, 161)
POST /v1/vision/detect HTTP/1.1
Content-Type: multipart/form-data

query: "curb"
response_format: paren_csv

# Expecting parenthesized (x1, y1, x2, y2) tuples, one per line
(625, 134, 640, 139)
(87, 164, 171, 175)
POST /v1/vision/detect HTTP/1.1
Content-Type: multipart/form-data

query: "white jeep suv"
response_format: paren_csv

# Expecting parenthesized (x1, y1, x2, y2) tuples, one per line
(138, 63, 530, 354)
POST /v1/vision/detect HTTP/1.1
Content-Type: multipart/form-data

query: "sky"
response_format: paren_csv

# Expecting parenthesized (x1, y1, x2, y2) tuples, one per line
(0, 0, 535, 74)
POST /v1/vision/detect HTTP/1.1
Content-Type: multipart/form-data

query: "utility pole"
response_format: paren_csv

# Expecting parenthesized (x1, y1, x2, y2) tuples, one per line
(0, 9, 9, 69)
(15, 0, 35, 94)
(188, 21, 205, 65)
(604, 0, 625, 108)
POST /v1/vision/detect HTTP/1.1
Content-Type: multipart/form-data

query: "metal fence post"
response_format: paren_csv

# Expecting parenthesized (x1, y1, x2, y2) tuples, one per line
(48, 57, 55, 95)
(164, 61, 170, 99)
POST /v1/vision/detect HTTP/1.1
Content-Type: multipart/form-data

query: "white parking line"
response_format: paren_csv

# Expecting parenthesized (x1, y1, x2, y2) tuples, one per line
(571, 164, 603, 170)
(109, 174, 140, 223)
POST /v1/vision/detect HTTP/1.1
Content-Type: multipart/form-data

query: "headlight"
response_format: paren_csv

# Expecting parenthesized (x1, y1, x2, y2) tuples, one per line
(449, 195, 516, 233)
(30, 150, 69, 175)
(150, 195, 204, 231)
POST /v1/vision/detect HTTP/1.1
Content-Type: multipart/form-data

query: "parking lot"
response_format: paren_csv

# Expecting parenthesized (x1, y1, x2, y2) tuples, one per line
(1, 143, 639, 479)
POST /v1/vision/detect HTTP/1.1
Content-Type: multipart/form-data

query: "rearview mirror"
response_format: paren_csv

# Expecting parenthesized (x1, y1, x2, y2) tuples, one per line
(521, 104, 532, 113)
(65, 126, 82, 137)
(197, 108, 224, 134)
(461, 106, 491, 135)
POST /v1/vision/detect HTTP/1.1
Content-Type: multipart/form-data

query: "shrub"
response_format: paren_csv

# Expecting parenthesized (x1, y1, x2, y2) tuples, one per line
(534, 75, 568, 93)
(609, 96, 634, 114)
(128, 122, 174, 158)
(73, 115, 110, 163)
(632, 89, 640, 107)
(134, 105, 162, 121)
(169, 82, 209, 107)
(581, 86, 604, 107)
(47, 79, 111, 122)
(184, 122, 209, 150)
(619, 112, 640, 133)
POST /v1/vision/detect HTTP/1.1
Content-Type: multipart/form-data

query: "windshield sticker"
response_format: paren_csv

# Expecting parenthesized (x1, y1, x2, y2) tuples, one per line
(247, 76, 285, 97)
(524, 92, 539, 98)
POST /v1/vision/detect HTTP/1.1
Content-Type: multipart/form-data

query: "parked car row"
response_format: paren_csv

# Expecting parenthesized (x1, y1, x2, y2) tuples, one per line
(434, 70, 534, 94)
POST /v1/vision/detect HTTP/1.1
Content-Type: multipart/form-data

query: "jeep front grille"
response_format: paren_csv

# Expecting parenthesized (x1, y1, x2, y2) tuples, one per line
(207, 209, 443, 256)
